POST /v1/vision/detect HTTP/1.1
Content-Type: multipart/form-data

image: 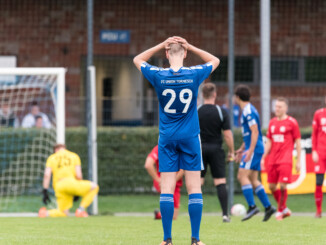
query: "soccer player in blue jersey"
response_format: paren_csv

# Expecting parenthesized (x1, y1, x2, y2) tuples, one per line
(134, 36, 219, 245)
(234, 85, 276, 222)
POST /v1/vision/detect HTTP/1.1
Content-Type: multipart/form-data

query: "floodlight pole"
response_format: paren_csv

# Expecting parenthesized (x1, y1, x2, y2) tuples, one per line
(87, 0, 98, 215)
(260, 0, 271, 129)
(227, 0, 235, 214)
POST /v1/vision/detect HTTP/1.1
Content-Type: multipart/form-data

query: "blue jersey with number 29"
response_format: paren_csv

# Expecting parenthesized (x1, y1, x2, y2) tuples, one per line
(141, 62, 212, 140)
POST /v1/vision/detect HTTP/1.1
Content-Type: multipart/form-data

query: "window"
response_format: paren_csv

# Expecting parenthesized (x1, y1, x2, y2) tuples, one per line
(305, 57, 326, 83)
(211, 56, 326, 85)
(211, 57, 227, 82)
(211, 57, 254, 83)
(271, 59, 299, 82)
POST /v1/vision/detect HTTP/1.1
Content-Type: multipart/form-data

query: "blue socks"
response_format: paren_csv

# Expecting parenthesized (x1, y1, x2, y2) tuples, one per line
(242, 184, 271, 208)
(160, 193, 204, 241)
(255, 185, 271, 208)
(242, 184, 255, 207)
(160, 194, 174, 241)
(188, 193, 203, 241)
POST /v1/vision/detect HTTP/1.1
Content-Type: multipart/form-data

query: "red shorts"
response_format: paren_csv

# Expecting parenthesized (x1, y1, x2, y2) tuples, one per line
(267, 164, 292, 184)
(315, 154, 326, 174)
(153, 180, 181, 208)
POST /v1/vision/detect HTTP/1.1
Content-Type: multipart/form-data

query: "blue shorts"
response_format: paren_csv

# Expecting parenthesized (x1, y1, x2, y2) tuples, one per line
(158, 135, 204, 172)
(239, 152, 263, 171)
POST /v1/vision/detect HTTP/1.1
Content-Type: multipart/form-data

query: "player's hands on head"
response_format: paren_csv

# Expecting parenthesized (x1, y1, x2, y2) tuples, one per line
(173, 36, 189, 50)
(163, 37, 178, 50)
(42, 188, 51, 205)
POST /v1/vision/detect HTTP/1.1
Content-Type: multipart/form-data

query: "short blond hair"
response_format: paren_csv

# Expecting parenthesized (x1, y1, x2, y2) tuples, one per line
(53, 143, 66, 152)
(276, 97, 289, 106)
(202, 83, 216, 99)
(168, 43, 184, 56)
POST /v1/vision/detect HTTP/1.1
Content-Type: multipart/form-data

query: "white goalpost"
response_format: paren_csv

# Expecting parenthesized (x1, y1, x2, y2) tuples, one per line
(0, 68, 65, 214)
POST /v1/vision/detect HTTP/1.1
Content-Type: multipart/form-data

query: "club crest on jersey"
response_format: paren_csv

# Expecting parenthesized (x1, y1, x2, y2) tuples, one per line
(271, 126, 275, 133)
(280, 126, 286, 133)
(315, 165, 320, 172)
(321, 118, 326, 125)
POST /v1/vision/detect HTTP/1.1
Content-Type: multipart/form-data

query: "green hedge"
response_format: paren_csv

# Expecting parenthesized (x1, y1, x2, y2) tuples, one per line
(0, 127, 313, 195)
(64, 127, 313, 195)
(66, 127, 160, 194)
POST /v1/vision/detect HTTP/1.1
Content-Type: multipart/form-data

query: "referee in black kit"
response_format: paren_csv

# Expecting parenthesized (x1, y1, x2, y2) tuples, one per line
(198, 82, 235, 223)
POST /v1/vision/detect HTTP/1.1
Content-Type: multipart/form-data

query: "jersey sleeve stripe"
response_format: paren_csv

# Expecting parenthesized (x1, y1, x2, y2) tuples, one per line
(248, 119, 257, 127)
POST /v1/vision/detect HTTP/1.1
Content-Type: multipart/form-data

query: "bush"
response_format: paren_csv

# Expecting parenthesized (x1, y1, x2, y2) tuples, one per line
(0, 127, 313, 195)
(65, 127, 312, 195)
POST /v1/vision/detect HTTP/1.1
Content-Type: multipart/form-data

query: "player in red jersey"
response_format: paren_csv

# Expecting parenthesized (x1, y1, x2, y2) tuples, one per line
(262, 97, 301, 220)
(145, 145, 184, 220)
(312, 99, 326, 218)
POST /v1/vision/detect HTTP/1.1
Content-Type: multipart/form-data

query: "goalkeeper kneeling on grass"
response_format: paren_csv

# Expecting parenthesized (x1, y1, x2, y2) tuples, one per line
(38, 144, 99, 218)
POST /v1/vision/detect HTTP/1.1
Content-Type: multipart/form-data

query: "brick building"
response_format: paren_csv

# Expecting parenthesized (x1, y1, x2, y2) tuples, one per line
(0, 0, 325, 127)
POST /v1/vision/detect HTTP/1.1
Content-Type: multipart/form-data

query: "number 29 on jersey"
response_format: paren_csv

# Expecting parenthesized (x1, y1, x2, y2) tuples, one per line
(162, 88, 193, 114)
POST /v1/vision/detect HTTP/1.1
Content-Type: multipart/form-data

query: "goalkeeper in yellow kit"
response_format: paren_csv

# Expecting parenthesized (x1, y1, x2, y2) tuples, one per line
(38, 144, 99, 217)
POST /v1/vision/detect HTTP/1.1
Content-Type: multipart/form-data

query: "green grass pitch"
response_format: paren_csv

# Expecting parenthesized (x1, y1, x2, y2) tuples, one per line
(1, 215, 326, 244)
(1, 194, 326, 244)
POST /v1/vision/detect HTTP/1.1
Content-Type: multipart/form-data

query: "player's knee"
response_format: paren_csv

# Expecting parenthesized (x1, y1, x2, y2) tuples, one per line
(237, 172, 246, 183)
(200, 178, 205, 186)
(237, 172, 242, 181)
(279, 183, 287, 190)
(185, 182, 201, 194)
(252, 180, 261, 189)
(316, 174, 324, 186)
(90, 182, 99, 192)
(214, 178, 226, 186)
(269, 184, 276, 192)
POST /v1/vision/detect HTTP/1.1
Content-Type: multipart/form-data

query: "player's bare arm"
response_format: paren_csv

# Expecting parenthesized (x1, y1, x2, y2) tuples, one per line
(43, 167, 52, 189)
(75, 165, 83, 180)
(144, 156, 161, 182)
(223, 129, 235, 161)
(295, 138, 302, 173)
(243, 124, 259, 162)
(235, 143, 245, 163)
(261, 138, 272, 168)
(133, 37, 178, 71)
(312, 115, 319, 163)
(312, 150, 319, 163)
(174, 36, 220, 71)
(42, 167, 52, 205)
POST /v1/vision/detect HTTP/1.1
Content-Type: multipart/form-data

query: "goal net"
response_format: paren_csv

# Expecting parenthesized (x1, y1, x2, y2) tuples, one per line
(0, 68, 65, 214)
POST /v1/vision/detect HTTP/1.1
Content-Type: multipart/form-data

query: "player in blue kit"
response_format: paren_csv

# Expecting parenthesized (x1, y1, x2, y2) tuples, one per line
(134, 36, 219, 245)
(234, 85, 276, 222)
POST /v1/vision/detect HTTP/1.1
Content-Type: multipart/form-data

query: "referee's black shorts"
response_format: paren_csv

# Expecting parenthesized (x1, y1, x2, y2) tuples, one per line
(201, 143, 226, 179)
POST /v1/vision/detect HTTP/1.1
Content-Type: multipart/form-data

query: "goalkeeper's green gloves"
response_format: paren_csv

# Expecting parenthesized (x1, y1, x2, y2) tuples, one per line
(42, 189, 51, 205)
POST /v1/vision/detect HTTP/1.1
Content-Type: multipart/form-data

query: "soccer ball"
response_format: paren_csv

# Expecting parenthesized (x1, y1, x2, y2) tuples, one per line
(231, 204, 246, 216)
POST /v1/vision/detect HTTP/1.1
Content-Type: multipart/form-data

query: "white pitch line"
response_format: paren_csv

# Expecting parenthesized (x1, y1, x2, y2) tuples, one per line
(0, 212, 321, 218)
(0, 213, 38, 217)
(114, 212, 321, 217)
